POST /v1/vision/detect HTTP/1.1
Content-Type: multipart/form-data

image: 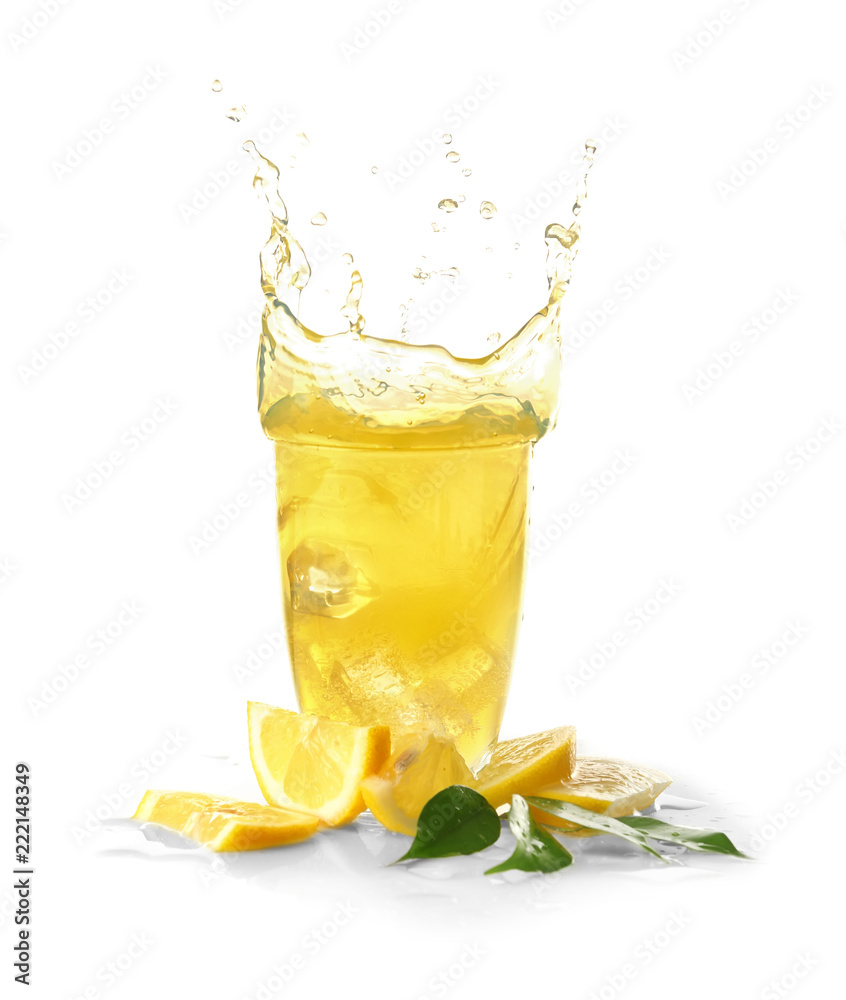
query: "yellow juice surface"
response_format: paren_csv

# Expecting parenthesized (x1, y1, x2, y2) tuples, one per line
(276, 434, 529, 767)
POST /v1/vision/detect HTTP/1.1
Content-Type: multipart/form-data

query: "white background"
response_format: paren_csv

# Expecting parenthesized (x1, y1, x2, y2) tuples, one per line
(3, 0, 845, 997)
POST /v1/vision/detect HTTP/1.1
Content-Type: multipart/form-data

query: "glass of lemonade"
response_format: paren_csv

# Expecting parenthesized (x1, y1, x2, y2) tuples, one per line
(248, 140, 587, 769)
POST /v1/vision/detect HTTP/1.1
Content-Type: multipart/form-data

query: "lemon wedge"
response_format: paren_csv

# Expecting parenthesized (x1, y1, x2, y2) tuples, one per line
(361, 730, 475, 835)
(247, 701, 390, 826)
(474, 725, 577, 808)
(528, 756, 672, 832)
(133, 789, 318, 852)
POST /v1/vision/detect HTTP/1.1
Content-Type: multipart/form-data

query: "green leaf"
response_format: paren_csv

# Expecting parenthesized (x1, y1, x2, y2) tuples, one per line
(617, 816, 749, 858)
(485, 795, 573, 875)
(393, 785, 502, 863)
(525, 797, 667, 861)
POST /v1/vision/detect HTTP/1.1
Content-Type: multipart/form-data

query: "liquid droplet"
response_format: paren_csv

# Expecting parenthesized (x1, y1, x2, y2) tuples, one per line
(485, 246, 494, 253)
(487, 331, 501, 345)
(211, 79, 222, 93)
(442, 133, 452, 144)
(415, 392, 426, 404)
(480, 200, 497, 220)
(456, 195, 466, 203)
(513, 242, 520, 251)
(431, 222, 441, 232)
(342, 252, 354, 264)
(446, 150, 460, 163)
(225, 105, 247, 122)
(310, 212, 327, 226)
(297, 132, 310, 146)
(371, 165, 379, 174)
(462, 168, 472, 177)
(438, 198, 459, 213)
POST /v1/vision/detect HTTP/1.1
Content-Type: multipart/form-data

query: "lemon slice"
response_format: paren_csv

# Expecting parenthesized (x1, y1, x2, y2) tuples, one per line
(528, 756, 673, 832)
(474, 725, 577, 808)
(247, 701, 390, 826)
(133, 789, 318, 852)
(360, 731, 475, 835)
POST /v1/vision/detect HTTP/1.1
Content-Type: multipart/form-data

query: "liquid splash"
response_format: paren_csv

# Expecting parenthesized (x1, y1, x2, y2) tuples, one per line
(246, 139, 596, 448)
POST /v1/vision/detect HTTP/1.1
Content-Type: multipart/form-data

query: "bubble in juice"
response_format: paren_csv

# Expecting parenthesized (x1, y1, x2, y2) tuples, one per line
(245, 137, 594, 766)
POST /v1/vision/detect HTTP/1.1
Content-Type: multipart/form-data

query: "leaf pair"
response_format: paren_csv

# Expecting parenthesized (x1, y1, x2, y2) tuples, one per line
(394, 785, 572, 874)
(393, 785, 748, 874)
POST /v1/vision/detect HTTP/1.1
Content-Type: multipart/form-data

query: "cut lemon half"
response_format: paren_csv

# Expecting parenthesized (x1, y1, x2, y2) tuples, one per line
(361, 731, 475, 836)
(133, 789, 318, 852)
(528, 756, 673, 833)
(474, 725, 577, 808)
(247, 701, 390, 826)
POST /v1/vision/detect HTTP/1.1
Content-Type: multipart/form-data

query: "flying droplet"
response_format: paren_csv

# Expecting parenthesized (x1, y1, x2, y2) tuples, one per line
(288, 154, 297, 169)
(342, 252, 354, 264)
(225, 105, 247, 122)
(485, 246, 494, 253)
(513, 242, 520, 251)
(446, 150, 460, 163)
(431, 222, 441, 232)
(487, 331, 501, 345)
(457, 195, 466, 203)
(480, 200, 497, 220)
(438, 198, 459, 213)
(297, 132, 310, 146)
(442, 133, 452, 144)
(371, 165, 379, 174)
(211, 79, 222, 93)
(311, 212, 327, 226)
(462, 168, 472, 177)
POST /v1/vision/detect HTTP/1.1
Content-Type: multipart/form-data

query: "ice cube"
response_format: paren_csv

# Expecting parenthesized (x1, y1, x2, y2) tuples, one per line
(287, 541, 376, 617)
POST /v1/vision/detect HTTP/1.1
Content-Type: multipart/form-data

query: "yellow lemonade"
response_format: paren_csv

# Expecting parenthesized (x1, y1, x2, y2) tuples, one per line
(248, 139, 594, 768)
